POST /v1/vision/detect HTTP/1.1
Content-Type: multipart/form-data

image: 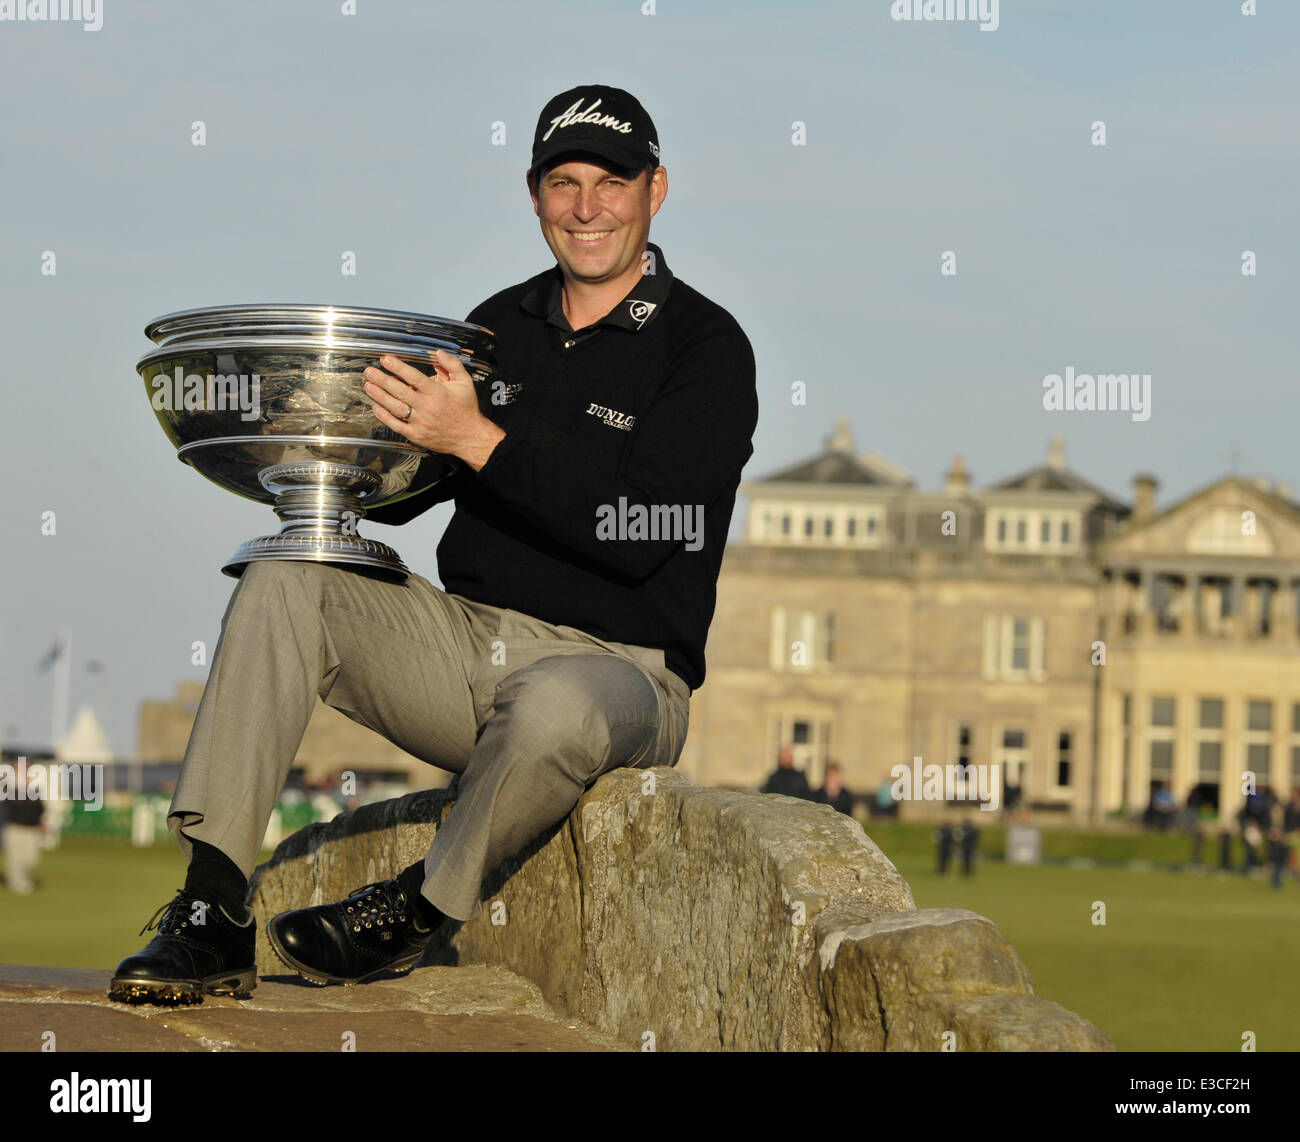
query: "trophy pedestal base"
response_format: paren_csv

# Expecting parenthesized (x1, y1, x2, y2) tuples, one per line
(223, 533, 409, 579)
(221, 460, 410, 579)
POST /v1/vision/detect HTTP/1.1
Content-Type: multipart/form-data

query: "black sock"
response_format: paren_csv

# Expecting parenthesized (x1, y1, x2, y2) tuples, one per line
(396, 860, 443, 928)
(184, 838, 250, 922)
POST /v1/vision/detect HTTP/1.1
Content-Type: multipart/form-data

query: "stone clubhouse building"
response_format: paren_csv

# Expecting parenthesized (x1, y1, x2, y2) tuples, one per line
(678, 421, 1300, 826)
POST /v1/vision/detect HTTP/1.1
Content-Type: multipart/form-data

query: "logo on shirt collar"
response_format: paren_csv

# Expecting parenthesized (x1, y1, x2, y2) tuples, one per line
(626, 299, 656, 329)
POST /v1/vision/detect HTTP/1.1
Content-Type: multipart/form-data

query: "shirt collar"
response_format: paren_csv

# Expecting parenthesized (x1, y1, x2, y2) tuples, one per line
(521, 242, 674, 335)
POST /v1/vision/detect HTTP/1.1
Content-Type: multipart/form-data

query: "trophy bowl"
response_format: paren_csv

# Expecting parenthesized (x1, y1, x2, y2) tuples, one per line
(138, 303, 496, 579)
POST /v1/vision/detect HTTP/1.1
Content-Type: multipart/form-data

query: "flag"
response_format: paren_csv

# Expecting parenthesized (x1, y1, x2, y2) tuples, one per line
(36, 638, 64, 672)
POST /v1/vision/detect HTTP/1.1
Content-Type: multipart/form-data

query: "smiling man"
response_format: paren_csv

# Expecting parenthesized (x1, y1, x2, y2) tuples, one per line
(109, 85, 758, 1003)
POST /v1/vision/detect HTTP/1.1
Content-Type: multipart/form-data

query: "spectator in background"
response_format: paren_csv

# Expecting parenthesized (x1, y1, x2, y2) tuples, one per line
(1267, 827, 1289, 890)
(875, 778, 899, 819)
(1284, 789, 1300, 884)
(1284, 789, 1300, 834)
(1238, 788, 1273, 873)
(935, 825, 954, 875)
(1259, 785, 1280, 828)
(1218, 828, 1234, 871)
(1186, 787, 1207, 865)
(958, 819, 979, 877)
(812, 762, 854, 816)
(1241, 817, 1264, 874)
(1241, 787, 1271, 831)
(2, 789, 45, 894)
(762, 745, 812, 801)
(1151, 782, 1177, 831)
(1184, 783, 1208, 818)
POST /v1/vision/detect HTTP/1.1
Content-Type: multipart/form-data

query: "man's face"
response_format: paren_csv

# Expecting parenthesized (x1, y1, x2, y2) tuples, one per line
(529, 157, 667, 287)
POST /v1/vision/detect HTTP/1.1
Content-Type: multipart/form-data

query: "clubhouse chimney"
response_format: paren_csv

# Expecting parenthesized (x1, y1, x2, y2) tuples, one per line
(1132, 473, 1158, 521)
(944, 455, 971, 495)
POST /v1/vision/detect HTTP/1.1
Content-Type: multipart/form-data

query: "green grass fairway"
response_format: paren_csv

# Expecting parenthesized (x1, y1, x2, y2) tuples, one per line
(3, 833, 1297, 1051)
(0, 839, 273, 975)
(885, 848, 1300, 1052)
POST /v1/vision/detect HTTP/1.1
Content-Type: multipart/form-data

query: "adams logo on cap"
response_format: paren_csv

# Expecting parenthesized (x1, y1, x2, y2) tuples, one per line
(530, 85, 659, 176)
(542, 98, 634, 142)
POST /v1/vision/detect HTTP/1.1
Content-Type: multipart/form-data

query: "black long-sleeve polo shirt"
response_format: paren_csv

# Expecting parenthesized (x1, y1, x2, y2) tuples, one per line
(367, 242, 758, 690)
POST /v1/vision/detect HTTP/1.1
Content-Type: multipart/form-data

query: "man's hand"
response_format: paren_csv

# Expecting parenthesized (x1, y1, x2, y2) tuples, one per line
(364, 349, 506, 472)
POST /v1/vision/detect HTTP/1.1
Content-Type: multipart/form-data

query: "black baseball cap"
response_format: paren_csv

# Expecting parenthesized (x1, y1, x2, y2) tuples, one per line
(529, 85, 660, 178)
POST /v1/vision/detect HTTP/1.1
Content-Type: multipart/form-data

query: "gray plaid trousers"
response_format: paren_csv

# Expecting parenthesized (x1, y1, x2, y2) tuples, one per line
(166, 559, 691, 920)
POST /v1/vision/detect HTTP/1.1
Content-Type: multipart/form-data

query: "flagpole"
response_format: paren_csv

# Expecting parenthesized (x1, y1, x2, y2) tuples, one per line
(52, 626, 71, 753)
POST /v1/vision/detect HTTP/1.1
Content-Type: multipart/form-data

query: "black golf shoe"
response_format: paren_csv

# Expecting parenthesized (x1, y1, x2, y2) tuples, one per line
(109, 889, 256, 1006)
(266, 879, 435, 985)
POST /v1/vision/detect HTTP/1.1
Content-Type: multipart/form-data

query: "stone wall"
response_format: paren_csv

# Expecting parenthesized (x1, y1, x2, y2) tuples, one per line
(249, 767, 1112, 1051)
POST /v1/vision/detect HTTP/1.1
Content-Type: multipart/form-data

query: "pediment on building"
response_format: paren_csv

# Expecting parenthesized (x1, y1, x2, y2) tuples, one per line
(1101, 477, 1300, 560)
(757, 450, 910, 487)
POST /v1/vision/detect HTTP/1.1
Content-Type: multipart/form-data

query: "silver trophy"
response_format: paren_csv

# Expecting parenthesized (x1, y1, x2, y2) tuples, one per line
(138, 303, 496, 579)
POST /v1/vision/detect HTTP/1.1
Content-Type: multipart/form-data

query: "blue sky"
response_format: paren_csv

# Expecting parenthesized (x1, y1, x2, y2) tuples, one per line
(2, 0, 1296, 754)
